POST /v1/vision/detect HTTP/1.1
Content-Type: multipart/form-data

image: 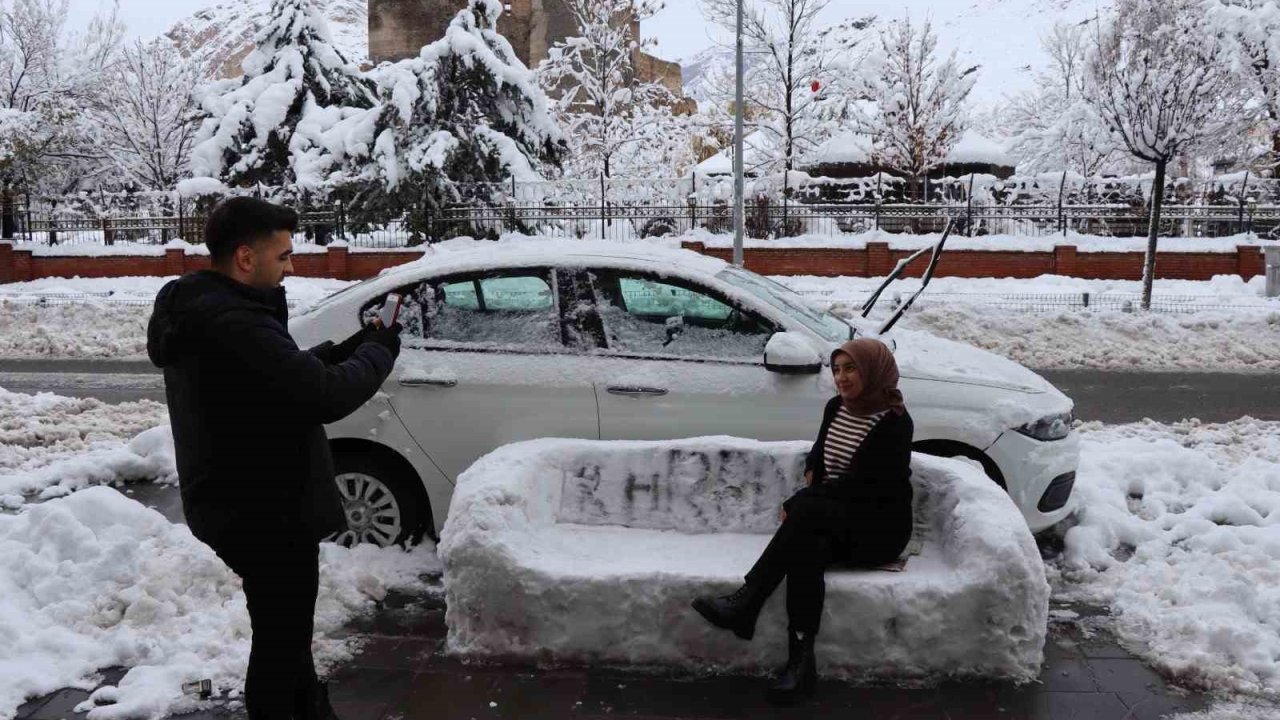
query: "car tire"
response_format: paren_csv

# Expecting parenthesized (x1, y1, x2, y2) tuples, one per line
(329, 452, 429, 548)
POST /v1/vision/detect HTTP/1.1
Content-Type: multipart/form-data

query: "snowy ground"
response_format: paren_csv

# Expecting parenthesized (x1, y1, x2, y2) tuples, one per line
(0, 385, 442, 720)
(1, 380, 1278, 714)
(1, 271, 1275, 371)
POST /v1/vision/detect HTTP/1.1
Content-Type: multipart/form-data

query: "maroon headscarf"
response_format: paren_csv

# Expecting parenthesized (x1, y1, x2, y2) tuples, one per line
(831, 338, 906, 416)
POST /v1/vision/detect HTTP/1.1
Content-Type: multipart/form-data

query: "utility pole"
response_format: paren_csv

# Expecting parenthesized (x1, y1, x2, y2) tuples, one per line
(732, 0, 745, 266)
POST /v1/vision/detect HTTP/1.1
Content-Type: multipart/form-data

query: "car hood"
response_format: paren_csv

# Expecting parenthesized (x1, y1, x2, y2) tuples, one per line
(881, 329, 1056, 394)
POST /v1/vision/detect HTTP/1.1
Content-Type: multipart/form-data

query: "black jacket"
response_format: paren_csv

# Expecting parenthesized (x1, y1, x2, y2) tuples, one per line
(799, 396, 915, 556)
(147, 270, 395, 547)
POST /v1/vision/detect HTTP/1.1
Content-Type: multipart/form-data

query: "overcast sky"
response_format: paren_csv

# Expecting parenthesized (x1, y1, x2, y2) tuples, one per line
(74, 0, 722, 61)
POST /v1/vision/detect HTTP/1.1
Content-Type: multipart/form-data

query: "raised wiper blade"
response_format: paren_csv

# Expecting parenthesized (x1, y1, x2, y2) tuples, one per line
(878, 218, 955, 335)
(860, 245, 932, 318)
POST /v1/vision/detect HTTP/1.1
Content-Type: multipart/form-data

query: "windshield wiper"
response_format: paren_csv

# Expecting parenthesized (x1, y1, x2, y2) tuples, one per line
(877, 219, 955, 335)
(861, 219, 957, 318)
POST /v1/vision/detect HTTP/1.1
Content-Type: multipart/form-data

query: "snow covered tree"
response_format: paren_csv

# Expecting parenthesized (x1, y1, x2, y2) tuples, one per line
(537, 0, 681, 178)
(860, 16, 976, 198)
(1083, 0, 1239, 310)
(96, 39, 202, 191)
(0, 0, 121, 233)
(701, 0, 874, 173)
(189, 0, 376, 189)
(1205, 0, 1280, 172)
(340, 0, 566, 241)
(1006, 22, 1122, 175)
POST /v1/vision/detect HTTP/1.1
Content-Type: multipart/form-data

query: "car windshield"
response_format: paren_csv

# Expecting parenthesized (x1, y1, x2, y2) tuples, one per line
(716, 266, 853, 343)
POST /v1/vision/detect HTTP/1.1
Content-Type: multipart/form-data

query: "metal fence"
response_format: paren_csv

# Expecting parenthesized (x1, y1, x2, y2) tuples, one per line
(5, 200, 1279, 249)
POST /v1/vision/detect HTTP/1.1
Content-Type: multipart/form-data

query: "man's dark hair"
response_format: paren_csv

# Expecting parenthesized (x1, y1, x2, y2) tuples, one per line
(204, 197, 299, 263)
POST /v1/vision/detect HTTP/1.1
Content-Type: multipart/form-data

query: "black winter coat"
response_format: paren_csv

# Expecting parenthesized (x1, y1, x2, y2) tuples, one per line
(796, 396, 915, 560)
(147, 270, 395, 547)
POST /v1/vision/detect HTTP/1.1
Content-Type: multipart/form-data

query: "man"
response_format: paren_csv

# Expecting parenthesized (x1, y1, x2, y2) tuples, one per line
(147, 196, 401, 720)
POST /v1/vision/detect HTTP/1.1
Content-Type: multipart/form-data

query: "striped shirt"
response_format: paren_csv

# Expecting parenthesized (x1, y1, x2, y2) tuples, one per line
(823, 408, 887, 479)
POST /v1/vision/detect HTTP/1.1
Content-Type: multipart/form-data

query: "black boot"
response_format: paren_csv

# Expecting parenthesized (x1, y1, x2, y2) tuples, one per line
(692, 583, 765, 640)
(767, 630, 817, 705)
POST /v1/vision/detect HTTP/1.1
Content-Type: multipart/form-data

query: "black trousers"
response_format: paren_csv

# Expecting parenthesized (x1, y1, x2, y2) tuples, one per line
(214, 535, 322, 720)
(745, 489, 898, 636)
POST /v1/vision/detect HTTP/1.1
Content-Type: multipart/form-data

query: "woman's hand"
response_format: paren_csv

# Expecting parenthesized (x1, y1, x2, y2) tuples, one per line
(780, 507, 787, 523)
(804, 469, 814, 486)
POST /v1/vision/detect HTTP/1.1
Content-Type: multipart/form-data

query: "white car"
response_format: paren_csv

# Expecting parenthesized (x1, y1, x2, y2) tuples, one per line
(290, 241, 1079, 547)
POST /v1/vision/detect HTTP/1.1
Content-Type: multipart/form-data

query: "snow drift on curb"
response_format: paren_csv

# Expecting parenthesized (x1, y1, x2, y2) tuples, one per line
(0, 486, 439, 720)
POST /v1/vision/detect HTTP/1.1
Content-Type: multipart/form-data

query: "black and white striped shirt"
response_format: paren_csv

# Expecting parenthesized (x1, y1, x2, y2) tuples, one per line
(823, 407, 887, 478)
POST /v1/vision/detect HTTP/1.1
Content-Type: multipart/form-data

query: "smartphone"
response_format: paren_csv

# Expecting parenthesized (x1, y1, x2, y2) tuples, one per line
(378, 293, 403, 328)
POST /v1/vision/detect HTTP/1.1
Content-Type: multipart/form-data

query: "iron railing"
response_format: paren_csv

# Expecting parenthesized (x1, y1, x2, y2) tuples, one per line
(4, 201, 1277, 249)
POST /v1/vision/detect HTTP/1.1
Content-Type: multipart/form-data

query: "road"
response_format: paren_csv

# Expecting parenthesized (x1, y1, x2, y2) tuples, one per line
(0, 360, 1274, 423)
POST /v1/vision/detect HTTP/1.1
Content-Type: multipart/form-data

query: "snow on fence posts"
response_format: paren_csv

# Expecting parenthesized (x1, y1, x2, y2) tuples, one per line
(439, 438, 1049, 681)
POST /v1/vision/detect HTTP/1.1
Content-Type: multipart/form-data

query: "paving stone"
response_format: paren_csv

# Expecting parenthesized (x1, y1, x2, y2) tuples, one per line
(326, 667, 417, 720)
(1038, 654, 1100, 693)
(1116, 690, 1210, 720)
(1041, 691, 1130, 720)
(348, 636, 435, 672)
(397, 670, 503, 720)
(20, 689, 90, 720)
(1086, 659, 1168, 694)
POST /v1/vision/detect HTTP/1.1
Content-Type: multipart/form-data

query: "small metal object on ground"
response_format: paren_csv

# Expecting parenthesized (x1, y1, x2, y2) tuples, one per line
(181, 680, 213, 699)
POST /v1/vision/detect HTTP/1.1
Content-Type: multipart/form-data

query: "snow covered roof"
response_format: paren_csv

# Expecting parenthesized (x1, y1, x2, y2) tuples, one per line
(805, 132, 875, 166)
(695, 131, 776, 175)
(946, 130, 1014, 168)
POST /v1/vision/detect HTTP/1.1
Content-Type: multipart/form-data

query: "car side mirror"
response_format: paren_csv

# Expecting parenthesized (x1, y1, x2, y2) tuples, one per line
(764, 332, 823, 375)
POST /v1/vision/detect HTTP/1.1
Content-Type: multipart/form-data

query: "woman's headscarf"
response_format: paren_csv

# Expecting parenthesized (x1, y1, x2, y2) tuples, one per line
(831, 338, 906, 416)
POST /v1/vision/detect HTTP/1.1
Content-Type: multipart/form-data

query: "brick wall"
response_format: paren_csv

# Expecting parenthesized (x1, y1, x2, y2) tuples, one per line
(0, 244, 427, 284)
(0, 242, 1266, 284)
(680, 241, 1268, 282)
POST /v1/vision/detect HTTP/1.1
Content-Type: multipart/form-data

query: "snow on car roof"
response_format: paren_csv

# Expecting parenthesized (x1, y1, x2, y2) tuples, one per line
(382, 237, 732, 283)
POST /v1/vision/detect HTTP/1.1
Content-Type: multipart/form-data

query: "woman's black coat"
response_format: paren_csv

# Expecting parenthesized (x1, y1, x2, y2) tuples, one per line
(793, 396, 915, 562)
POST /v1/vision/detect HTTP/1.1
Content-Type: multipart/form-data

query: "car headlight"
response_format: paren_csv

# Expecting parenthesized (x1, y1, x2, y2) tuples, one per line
(1015, 412, 1074, 441)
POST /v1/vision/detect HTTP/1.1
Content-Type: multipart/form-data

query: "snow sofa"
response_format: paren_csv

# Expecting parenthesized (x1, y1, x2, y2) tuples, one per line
(439, 437, 1050, 681)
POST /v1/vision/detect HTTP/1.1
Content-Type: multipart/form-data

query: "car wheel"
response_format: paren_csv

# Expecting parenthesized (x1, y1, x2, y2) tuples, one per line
(329, 453, 428, 548)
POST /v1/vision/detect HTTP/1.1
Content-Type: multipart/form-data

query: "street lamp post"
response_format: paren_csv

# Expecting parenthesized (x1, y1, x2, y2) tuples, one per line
(732, 0, 745, 267)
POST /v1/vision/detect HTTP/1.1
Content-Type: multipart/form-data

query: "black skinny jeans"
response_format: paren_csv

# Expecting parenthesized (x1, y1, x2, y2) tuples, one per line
(214, 535, 323, 720)
(745, 488, 898, 635)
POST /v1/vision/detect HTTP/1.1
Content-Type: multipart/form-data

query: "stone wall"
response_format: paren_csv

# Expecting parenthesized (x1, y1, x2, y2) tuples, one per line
(368, 0, 685, 99)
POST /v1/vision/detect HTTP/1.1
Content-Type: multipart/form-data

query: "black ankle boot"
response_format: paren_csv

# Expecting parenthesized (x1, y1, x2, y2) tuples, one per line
(691, 583, 765, 640)
(767, 630, 817, 705)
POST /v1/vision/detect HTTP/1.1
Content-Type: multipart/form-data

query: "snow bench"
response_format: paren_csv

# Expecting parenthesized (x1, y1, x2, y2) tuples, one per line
(439, 437, 1049, 682)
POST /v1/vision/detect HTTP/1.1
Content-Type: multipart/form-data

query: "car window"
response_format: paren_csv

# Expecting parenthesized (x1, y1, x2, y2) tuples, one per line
(424, 270, 561, 350)
(590, 271, 773, 360)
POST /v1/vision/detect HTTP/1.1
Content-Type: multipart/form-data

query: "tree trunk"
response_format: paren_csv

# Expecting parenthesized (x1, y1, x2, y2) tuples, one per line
(1141, 159, 1166, 311)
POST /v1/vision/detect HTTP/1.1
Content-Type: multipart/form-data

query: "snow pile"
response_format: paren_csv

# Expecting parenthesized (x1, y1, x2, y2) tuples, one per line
(0, 388, 171, 505)
(0, 486, 438, 720)
(0, 277, 354, 360)
(441, 438, 1048, 681)
(1053, 418, 1280, 700)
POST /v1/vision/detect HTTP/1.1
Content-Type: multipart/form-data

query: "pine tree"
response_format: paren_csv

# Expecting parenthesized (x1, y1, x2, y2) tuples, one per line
(189, 0, 376, 189)
(342, 0, 566, 242)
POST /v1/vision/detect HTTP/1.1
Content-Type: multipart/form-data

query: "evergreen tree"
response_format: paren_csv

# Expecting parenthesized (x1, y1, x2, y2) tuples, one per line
(342, 0, 566, 241)
(189, 0, 376, 189)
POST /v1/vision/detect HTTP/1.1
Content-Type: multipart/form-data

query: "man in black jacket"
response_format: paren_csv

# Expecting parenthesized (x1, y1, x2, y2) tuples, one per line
(147, 197, 401, 720)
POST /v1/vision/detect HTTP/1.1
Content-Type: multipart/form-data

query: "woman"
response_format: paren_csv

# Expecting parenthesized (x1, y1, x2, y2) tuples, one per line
(691, 338, 915, 705)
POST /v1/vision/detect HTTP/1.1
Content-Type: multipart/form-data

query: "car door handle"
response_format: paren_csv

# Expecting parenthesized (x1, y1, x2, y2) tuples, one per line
(607, 385, 669, 397)
(399, 378, 458, 388)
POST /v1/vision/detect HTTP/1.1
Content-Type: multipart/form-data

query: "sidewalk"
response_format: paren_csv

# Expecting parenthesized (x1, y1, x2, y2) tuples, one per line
(16, 585, 1211, 720)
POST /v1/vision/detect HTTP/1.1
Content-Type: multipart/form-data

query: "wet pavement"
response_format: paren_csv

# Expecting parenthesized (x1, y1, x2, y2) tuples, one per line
(14, 582, 1215, 720)
(15, 480, 1218, 720)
